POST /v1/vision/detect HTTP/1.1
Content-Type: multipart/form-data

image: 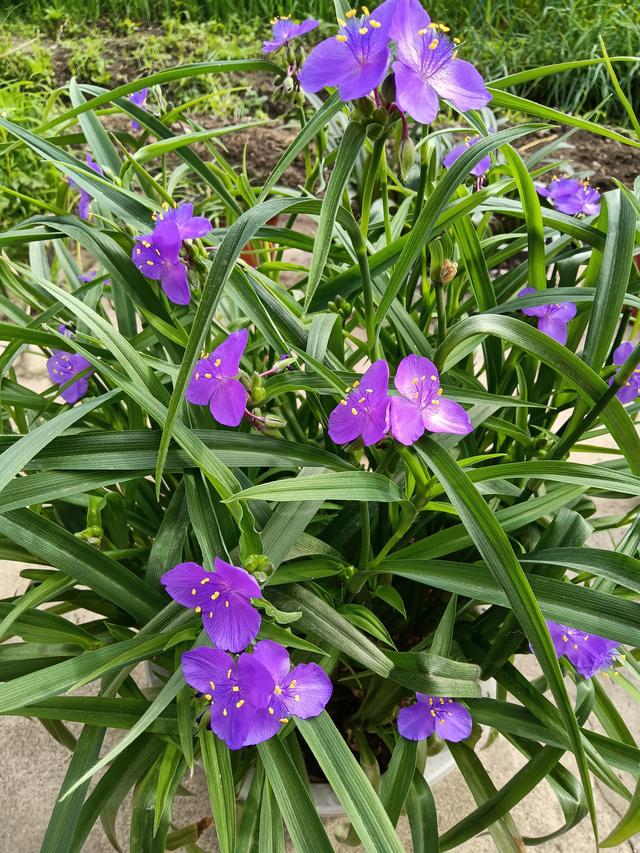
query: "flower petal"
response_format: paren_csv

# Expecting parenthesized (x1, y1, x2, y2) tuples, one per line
(538, 315, 568, 345)
(151, 218, 182, 261)
(242, 706, 285, 745)
(214, 557, 262, 600)
(397, 702, 435, 741)
(361, 399, 390, 446)
(208, 377, 248, 427)
(185, 357, 218, 405)
(181, 647, 234, 696)
(339, 46, 391, 102)
(421, 397, 473, 435)
(280, 662, 332, 719)
(613, 341, 635, 366)
(546, 621, 570, 658)
(429, 57, 492, 113)
(393, 61, 440, 125)
(390, 0, 431, 59)
(298, 36, 357, 93)
(518, 287, 548, 318)
(203, 595, 261, 653)
(251, 639, 291, 683)
(389, 396, 425, 445)
(161, 261, 190, 306)
(210, 701, 252, 750)
(161, 562, 213, 608)
(60, 376, 89, 404)
(361, 359, 390, 395)
(210, 328, 248, 378)
(394, 354, 439, 398)
(328, 400, 364, 445)
(434, 700, 473, 742)
(132, 238, 163, 280)
(551, 302, 577, 322)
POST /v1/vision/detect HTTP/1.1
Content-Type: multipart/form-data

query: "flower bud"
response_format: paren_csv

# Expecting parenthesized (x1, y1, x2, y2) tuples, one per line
(367, 123, 386, 140)
(252, 386, 266, 404)
(439, 259, 458, 284)
(379, 72, 396, 106)
(354, 97, 375, 118)
(372, 107, 388, 126)
(283, 75, 295, 94)
(244, 554, 273, 576)
(398, 136, 416, 181)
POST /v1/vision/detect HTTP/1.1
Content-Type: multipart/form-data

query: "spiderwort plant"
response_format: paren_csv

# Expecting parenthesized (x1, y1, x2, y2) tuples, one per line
(128, 87, 149, 130)
(1, 4, 640, 850)
(262, 15, 320, 53)
(610, 341, 640, 403)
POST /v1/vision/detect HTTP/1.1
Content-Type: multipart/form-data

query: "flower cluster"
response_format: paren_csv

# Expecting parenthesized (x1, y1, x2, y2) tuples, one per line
(535, 176, 601, 217)
(328, 355, 473, 447)
(609, 341, 640, 403)
(299, 0, 491, 124)
(131, 202, 212, 305)
(518, 289, 577, 346)
(398, 693, 472, 742)
(162, 559, 332, 749)
(46, 325, 93, 405)
(545, 621, 619, 679)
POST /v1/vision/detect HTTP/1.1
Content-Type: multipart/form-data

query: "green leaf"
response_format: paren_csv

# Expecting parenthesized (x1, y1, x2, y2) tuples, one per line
(304, 120, 367, 311)
(68, 77, 121, 175)
(297, 712, 405, 853)
(416, 438, 597, 837)
(227, 472, 408, 504)
(258, 736, 333, 852)
(379, 738, 417, 827)
(200, 728, 236, 853)
(406, 770, 439, 853)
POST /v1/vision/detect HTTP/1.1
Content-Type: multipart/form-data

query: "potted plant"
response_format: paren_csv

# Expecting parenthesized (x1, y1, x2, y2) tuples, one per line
(0, 1, 639, 850)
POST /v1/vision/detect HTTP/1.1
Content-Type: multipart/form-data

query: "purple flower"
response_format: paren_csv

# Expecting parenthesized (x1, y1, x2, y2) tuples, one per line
(161, 557, 262, 653)
(610, 341, 640, 403)
(79, 271, 111, 286)
(153, 202, 212, 241)
(535, 177, 601, 216)
(328, 359, 391, 446)
(243, 640, 333, 745)
(262, 16, 320, 53)
(186, 329, 249, 427)
(182, 647, 274, 749)
(443, 135, 490, 177)
(69, 154, 103, 220)
(299, 1, 396, 101)
(389, 355, 472, 444)
(546, 621, 619, 679)
(181, 640, 332, 750)
(391, 0, 491, 125)
(132, 218, 190, 305)
(398, 694, 472, 742)
(57, 323, 74, 338)
(518, 288, 577, 346)
(128, 87, 148, 131)
(46, 349, 93, 404)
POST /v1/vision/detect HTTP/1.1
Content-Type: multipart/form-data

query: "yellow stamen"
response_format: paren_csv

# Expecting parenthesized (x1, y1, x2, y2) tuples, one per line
(204, 693, 212, 700)
(337, 17, 346, 26)
(191, 588, 197, 595)
(146, 260, 154, 266)
(359, 26, 368, 34)
(232, 685, 240, 692)
(227, 668, 232, 678)
(361, 5, 370, 14)
(358, 396, 366, 403)
(429, 38, 439, 49)
(339, 399, 347, 405)
(351, 407, 358, 415)
(417, 27, 428, 35)
(200, 577, 210, 584)
(211, 591, 220, 600)
(214, 358, 221, 367)
(236, 699, 245, 708)
(222, 708, 228, 717)
(274, 685, 282, 695)
(225, 601, 229, 608)
(268, 707, 275, 715)
(209, 681, 215, 691)
(294, 695, 300, 701)
(195, 606, 202, 614)
(346, 8, 357, 17)
(289, 679, 297, 688)
(209, 611, 213, 619)
(278, 718, 289, 724)
(370, 18, 381, 27)
(336, 34, 348, 42)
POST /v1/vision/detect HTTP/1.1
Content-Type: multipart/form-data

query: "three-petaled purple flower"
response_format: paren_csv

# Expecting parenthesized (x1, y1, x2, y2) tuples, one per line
(128, 88, 148, 131)
(398, 694, 472, 742)
(518, 288, 577, 346)
(262, 15, 320, 53)
(68, 154, 103, 220)
(132, 218, 190, 305)
(391, 0, 491, 125)
(46, 334, 93, 405)
(545, 621, 619, 679)
(132, 202, 212, 305)
(389, 355, 473, 444)
(443, 135, 490, 177)
(161, 557, 262, 653)
(328, 359, 390, 446)
(535, 177, 601, 217)
(299, 1, 396, 101)
(186, 329, 249, 427)
(182, 640, 332, 750)
(610, 341, 640, 403)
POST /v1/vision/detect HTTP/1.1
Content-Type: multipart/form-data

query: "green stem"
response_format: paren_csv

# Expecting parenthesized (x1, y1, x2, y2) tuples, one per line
(360, 137, 385, 236)
(434, 282, 447, 348)
(359, 502, 371, 572)
(380, 143, 392, 244)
